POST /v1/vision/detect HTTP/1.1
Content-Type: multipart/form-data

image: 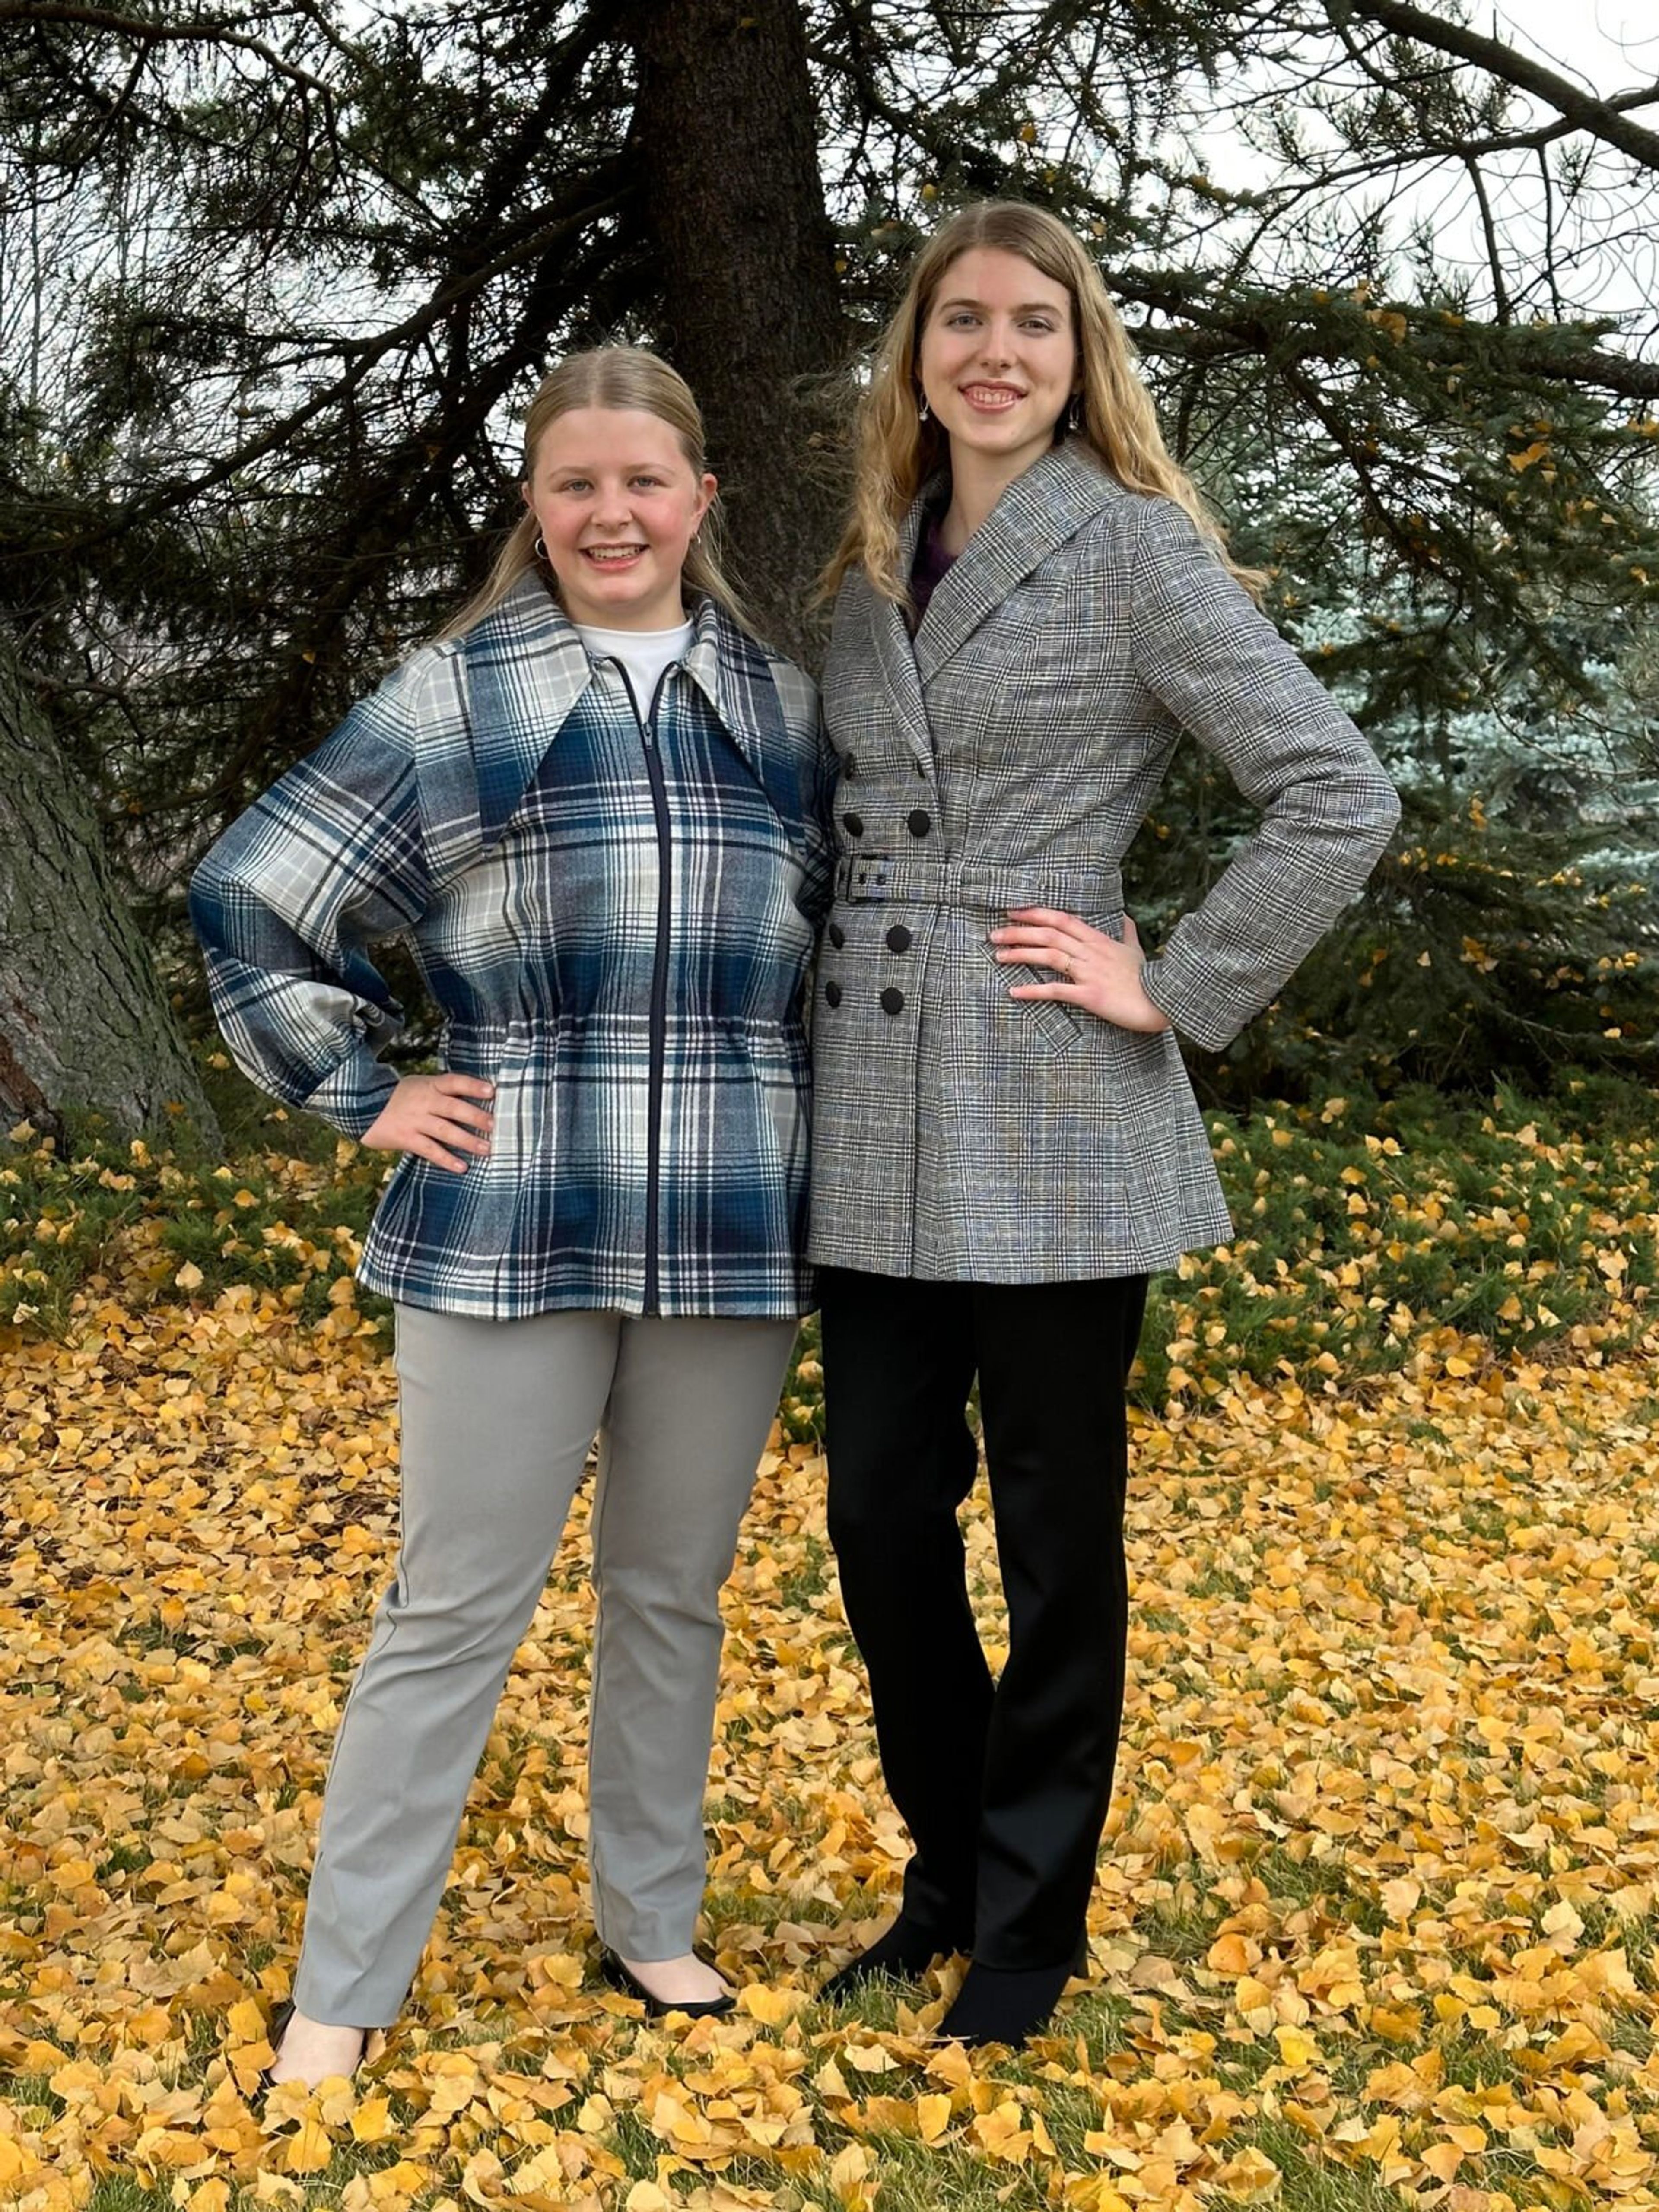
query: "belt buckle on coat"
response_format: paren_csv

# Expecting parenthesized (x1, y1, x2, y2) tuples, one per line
(838, 853, 894, 902)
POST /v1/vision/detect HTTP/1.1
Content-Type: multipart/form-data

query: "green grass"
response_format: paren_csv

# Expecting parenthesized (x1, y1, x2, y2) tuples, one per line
(1213, 2121, 1421, 2212)
(5, 1064, 1656, 1420)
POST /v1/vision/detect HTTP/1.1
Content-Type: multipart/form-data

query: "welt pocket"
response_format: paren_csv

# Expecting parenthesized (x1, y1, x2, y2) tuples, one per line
(978, 936, 1081, 1057)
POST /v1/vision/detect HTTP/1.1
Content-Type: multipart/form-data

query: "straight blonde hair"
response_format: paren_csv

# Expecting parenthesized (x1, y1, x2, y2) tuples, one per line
(822, 202, 1265, 606)
(442, 347, 755, 640)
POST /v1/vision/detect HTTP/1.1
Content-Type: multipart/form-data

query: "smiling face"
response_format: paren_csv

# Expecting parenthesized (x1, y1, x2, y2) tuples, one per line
(523, 406, 716, 631)
(916, 245, 1079, 482)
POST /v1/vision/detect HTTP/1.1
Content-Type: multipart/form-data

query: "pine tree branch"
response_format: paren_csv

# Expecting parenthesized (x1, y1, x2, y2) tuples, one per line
(1115, 275, 1659, 405)
(55, 174, 629, 553)
(1327, 0, 1659, 173)
(1, 3, 336, 98)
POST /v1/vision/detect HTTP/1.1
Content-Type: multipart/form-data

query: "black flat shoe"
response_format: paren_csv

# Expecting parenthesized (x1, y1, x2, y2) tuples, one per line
(937, 1959, 1075, 2047)
(254, 1999, 295, 2099)
(598, 1947, 736, 2020)
(255, 2000, 376, 2097)
(820, 1915, 973, 2002)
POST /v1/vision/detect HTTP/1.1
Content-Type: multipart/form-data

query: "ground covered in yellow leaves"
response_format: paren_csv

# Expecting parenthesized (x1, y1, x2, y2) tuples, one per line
(5, 1252, 1659, 2212)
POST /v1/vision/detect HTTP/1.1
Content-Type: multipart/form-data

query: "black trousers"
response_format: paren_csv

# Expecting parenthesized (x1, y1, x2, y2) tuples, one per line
(820, 1267, 1148, 1973)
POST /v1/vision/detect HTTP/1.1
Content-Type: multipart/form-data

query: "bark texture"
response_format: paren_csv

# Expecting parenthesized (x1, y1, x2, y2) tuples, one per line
(627, 0, 848, 670)
(0, 638, 220, 1146)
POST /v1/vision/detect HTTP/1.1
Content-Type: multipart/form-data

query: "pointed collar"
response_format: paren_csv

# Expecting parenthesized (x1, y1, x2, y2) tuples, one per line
(459, 572, 787, 848)
(912, 440, 1120, 682)
(683, 593, 792, 803)
(458, 571, 594, 847)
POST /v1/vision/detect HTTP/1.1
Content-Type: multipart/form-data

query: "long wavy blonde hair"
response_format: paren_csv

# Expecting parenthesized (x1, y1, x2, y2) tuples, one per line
(442, 347, 753, 639)
(822, 201, 1264, 606)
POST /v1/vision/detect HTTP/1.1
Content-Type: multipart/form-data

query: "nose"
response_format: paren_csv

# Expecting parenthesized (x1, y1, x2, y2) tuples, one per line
(977, 322, 1013, 368)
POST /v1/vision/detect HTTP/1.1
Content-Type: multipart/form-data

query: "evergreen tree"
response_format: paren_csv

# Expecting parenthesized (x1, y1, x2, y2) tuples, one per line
(1, 0, 1655, 1115)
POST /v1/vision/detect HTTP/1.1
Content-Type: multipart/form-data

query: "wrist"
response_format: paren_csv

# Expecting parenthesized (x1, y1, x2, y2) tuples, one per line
(1136, 958, 1174, 1035)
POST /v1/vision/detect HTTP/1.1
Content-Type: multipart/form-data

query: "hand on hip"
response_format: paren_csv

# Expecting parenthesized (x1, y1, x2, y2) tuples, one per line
(991, 909, 1170, 1034)
(362, 1073, 496, 1171)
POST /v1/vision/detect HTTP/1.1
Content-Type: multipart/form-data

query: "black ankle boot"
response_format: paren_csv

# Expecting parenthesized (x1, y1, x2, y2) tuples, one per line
(938, 1959, 1075, 2046)
(820, 1914, 973, 2001)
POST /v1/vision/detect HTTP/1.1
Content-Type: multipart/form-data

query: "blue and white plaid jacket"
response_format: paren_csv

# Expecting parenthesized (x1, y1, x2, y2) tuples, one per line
(191, 574, 834, 1320)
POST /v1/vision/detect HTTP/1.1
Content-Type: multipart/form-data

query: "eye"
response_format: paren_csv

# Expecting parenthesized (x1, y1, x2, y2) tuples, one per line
(556, 476, 591, 494)
(944, 311, 980, 328)
(630, 474, 667, 489)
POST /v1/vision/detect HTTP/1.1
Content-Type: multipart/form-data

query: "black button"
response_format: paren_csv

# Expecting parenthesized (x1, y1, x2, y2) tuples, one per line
(843, 812, 864, 837)
(842, 752, 858, 780)
(829, 923, 845, 950)
(907, 809, 931, 838)
(880, 987, 905, 1016)
(886, 925, 912, 953)
(825, 980, 842, 1008)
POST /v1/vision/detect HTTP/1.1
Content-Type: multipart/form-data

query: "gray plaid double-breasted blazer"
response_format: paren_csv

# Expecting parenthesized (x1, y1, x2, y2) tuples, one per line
(807, 441, 1401, 1281)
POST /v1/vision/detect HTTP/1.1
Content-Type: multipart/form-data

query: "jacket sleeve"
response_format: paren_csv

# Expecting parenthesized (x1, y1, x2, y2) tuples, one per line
(188, 663, 434, 1137)
(1127, 498, 1401, 1051)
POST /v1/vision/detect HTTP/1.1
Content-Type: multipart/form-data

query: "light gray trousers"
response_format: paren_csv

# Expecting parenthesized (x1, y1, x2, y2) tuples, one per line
(291, 1304, 795, 2026)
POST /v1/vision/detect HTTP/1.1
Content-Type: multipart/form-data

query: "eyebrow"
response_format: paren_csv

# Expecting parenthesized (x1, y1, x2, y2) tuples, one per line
(934, 295, 1066, 314)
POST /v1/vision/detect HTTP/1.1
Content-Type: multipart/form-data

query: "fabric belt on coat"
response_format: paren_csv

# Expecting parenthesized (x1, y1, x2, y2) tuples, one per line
(833, 851, 1124, 920)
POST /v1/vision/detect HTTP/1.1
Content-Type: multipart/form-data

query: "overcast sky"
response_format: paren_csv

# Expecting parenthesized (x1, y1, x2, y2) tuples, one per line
(1491, 0, 1659, 97)
(1184, 0, 1659, 332)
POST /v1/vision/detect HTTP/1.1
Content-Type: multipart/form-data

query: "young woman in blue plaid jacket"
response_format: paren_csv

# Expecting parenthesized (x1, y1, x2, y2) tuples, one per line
(193, 349, 833, 2085)
(810, 204, 1399, 2044)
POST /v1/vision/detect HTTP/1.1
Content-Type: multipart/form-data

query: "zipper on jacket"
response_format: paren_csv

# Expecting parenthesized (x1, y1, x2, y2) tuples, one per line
(614, 663, 677, 1316)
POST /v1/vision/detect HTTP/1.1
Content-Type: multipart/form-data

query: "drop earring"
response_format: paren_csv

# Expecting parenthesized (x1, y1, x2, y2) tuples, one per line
(1067, 394, 1082, 433)
(918, 393, 931, 422)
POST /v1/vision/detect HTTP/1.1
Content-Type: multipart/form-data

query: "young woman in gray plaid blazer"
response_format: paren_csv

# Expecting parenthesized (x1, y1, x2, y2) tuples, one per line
(193, 350, 833, 2084)
(811, 203, 1401, 2044)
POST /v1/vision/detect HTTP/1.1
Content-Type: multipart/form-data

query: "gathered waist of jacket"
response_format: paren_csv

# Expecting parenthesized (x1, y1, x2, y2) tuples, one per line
(832, 852, 1124, 918)
(442, 1012, 808, 1045)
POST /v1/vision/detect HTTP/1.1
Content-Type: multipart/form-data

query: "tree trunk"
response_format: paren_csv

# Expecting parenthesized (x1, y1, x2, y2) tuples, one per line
(0, 636, 220, 1148)
(627, 0, 849, 670)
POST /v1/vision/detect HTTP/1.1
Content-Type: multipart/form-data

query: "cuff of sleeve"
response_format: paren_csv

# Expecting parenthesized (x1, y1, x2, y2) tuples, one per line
(1139, 955, 1248, 1055)
(303, 1050, 399, 1139)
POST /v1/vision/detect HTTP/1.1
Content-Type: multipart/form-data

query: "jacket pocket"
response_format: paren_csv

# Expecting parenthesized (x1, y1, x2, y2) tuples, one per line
(977, 934, 1081, 1057)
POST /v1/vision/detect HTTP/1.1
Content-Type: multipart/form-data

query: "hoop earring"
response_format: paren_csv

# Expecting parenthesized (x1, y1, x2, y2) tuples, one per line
(1067, 394, 1082, 433)
(917, 393, 931, 422)
(534, 533, 549, 561)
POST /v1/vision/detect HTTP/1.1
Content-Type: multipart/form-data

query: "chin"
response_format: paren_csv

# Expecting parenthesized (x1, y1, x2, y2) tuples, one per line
(957, 404, 1030, 433)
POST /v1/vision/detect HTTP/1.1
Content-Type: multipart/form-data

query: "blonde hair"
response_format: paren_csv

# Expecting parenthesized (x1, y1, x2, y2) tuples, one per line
(442, 346, 754, 640)
(821, 201, 1265, 606)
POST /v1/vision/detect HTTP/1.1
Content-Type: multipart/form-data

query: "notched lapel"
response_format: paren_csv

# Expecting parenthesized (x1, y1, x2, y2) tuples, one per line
(461, 572, 595, 849)
(914, 442, 1118, 685)
(867, 496, 937, 773)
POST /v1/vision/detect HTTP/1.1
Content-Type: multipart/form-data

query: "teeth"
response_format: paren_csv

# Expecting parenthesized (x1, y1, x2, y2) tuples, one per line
(585, 547, 643, 562)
